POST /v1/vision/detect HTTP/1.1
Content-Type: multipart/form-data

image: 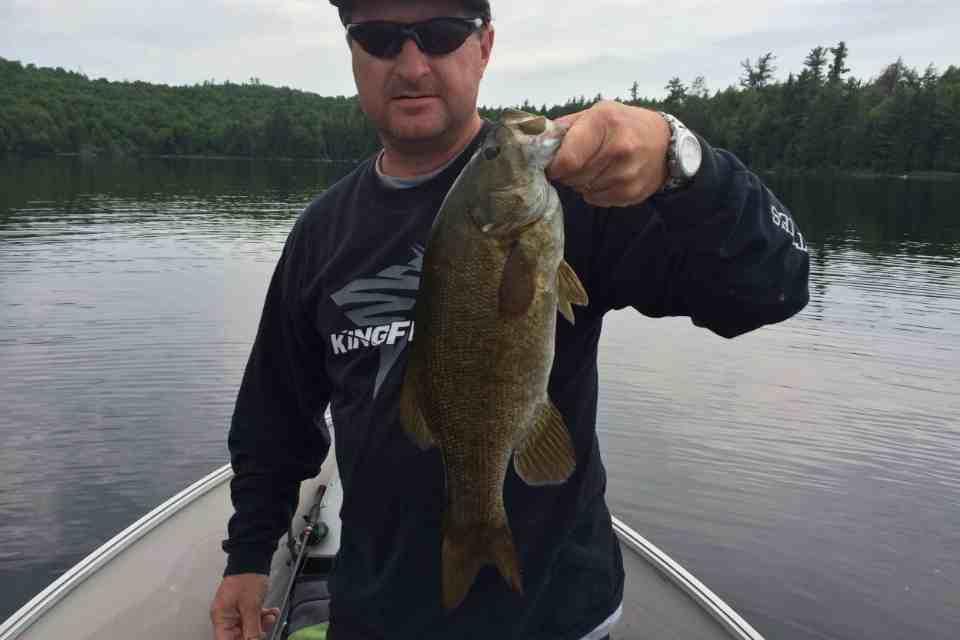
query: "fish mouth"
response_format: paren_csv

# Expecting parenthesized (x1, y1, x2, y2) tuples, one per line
(522, 125, 567, 170)
(492, 117, 568, 170)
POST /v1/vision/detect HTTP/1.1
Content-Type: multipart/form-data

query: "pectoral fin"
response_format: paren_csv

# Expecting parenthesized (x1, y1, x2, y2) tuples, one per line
(399, 363, 436, 450)
(513, 401, 576, 486)
(499, 243, 536, 317)
(557, 260, 589, 324)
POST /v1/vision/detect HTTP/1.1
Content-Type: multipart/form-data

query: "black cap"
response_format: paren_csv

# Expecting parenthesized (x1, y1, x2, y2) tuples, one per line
(329, 1, 491, 25)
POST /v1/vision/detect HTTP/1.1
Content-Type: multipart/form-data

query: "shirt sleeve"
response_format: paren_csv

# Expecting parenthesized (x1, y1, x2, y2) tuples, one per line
(221, 215, 332, 576)
(585, 135, 810, 338)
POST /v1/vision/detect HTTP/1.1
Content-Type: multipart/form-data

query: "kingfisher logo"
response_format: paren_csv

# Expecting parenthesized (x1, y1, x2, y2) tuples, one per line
(329, 246, 423, 397)
(330, 321, 415, 355)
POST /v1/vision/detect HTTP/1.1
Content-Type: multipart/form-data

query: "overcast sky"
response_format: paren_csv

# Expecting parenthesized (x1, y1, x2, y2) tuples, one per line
(3, 1, 959, 106)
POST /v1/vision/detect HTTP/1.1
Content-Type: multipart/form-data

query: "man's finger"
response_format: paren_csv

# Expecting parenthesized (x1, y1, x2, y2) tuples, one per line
(585, 179, 650, 208)
(552, 110, 584, 129)
(213, 620, 242, 640)
(585, 157, 642, 194)
(567, 153, 618, 193)
(212, 620, 241, 640)
(211, 601, 243, 640)
(547, 113, 606, 182)
(262, 607, 280, 632)
(240, 601, 264, 640)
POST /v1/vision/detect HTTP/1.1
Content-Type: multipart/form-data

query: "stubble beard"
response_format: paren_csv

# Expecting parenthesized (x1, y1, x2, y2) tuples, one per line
(379, 102, 464, 156)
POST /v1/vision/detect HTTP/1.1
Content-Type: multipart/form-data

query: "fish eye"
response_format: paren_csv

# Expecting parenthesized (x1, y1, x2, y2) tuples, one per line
(483, 146, 501, 160)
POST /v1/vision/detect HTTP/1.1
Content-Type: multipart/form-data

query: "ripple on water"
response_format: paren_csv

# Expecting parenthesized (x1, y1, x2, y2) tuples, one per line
(2, 164, 959, 638)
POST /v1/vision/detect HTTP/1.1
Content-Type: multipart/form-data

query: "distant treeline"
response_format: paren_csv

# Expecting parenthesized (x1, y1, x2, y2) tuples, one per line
(2, 42, 959, 172)
(0, 59, 379, 161)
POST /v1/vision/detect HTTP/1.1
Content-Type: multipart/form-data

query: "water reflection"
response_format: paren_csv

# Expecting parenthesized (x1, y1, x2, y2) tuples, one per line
(599, 171, 960, 639)
(0, 154, 354, 212)
(0, 156, 958, 640)
(765, 172, 960, 253)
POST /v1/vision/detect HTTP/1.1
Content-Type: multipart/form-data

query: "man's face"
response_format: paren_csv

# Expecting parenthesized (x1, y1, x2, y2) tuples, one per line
(348, 0, 494, 148)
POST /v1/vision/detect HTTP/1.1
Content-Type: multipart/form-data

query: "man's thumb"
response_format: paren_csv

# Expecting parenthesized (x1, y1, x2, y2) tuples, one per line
(553, 110, 583, 129)
(240, 599, 264, 640)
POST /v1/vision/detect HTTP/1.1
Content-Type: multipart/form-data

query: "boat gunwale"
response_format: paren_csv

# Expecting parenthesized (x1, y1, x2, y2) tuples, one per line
(612, 515, 765, 640)
(1, 464, 765, 640)
(0, 464, 234, 640)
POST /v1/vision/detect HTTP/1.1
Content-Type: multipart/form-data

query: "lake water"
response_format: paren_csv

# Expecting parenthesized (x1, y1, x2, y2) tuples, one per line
(1, 155, 958, 639)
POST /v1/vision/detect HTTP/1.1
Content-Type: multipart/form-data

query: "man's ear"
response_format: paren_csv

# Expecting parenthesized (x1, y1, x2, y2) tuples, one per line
(479, 24, 495, 74)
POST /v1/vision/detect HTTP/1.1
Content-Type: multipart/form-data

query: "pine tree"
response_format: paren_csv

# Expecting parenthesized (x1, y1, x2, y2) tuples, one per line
(665, 77, 687, 105)
(741, 52, 777, 90)
(804, 46, 828, 84)
(828, 41, 851, 83)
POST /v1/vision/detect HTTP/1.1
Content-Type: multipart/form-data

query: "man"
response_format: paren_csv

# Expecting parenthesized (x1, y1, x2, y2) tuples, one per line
(210, 1, 810, 639)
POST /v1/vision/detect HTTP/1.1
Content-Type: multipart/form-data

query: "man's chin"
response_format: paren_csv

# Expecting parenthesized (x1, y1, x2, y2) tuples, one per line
(383, 107, 451, 145)
(390, 122, 449, 141)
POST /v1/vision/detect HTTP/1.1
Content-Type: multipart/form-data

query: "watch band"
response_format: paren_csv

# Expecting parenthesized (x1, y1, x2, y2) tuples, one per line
(657, 111, 698, 192)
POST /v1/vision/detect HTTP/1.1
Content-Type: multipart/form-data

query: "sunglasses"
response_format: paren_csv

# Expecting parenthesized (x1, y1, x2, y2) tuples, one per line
(346, 17, 485, 59)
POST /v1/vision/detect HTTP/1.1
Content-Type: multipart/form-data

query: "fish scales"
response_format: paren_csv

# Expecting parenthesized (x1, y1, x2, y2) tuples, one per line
(398, 111, 589, 611)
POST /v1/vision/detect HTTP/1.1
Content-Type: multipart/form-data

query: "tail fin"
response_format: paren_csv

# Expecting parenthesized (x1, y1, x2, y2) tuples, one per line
(442, 523, 523, 610)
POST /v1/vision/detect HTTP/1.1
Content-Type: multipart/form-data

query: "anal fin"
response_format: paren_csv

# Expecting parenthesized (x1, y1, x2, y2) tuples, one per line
(514, 401, 576, 486)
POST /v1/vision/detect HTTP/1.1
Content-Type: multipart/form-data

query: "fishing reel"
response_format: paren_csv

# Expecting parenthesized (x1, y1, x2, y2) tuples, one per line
(285, 485, 329, 562)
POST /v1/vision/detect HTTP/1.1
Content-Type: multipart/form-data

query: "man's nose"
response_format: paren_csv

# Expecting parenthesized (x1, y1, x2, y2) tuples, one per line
(394, 38, 431, 81)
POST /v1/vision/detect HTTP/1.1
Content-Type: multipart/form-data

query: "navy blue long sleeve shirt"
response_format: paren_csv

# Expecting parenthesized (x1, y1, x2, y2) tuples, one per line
(222, 122, 809, 639)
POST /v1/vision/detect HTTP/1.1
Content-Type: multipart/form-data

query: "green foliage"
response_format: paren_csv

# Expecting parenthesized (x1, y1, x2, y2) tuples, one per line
(741, 52, 777, 90)
(2, 46, 959, 173)
(828, 42, 851, 84)
(0, 57, 377, 160)
(635, 44, 959, 173)
(804, 46, 828, 84)
(664, 77, 688, 108)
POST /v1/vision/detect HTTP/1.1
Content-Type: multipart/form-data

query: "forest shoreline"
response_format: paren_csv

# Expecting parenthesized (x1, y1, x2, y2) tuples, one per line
(5, 150, 957, 182)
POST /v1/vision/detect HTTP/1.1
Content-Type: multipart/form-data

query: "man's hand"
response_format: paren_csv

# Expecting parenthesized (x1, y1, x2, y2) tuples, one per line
(210, 573, 280, 640)
(547, 100, 671, 208)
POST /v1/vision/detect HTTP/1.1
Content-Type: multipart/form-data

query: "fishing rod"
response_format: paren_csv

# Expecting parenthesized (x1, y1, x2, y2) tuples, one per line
(269, 484, 329, 640)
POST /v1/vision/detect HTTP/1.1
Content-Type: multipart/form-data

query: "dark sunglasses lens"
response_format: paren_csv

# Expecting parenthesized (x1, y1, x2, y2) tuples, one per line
(416, 19, 475, 55)
(350, 23, 405, 58)
(350, 19, 478, 58)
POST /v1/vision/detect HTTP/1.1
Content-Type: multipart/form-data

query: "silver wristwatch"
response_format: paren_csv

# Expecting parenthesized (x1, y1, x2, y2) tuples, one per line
(657, 112, 702, 192)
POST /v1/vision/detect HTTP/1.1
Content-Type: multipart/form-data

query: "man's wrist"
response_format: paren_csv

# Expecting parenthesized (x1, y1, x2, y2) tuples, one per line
(657, 112, 702, 193)
(223, 546, 274, 577)
(653, 135, 723, 222)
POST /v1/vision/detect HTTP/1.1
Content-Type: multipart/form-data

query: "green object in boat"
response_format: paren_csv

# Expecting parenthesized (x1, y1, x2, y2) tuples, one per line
(288, 623, 328, 640)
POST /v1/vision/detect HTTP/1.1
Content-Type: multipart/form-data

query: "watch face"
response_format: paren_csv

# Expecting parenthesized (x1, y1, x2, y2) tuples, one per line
(678, 134, 702, 176)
